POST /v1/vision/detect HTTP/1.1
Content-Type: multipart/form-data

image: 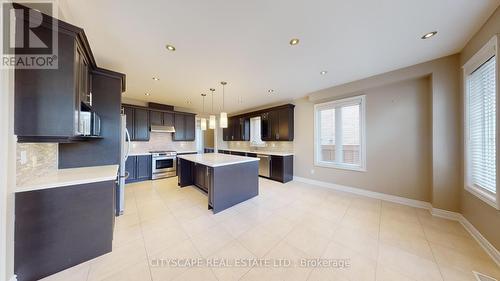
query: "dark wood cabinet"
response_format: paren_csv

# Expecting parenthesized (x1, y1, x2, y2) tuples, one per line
(15, 181, 115, 281)
(125, 156, 137, 183)
(163, 112, 174, 127)
(173, 113, 195, 141)
(270, 155, 293, 183)
(150, 110, 174, 127)
(150, 110, 163, 126)
(123, 104, 194, 142)
(185, 114, 196, 141)
(14, 14, 93, 142)
(260, 105, 294, 141)
(173, 113, 186, 140)
(125, 155, 151, 183)
(14, 6, 126, 143)
(134, 108, 150, 141)
(194, 163, 207, 192)
(136, 155, 152, 181)
(76, 44, 91, 108)
(223, 117, 250, 141)
(122, 105, 150, 141)
(193, 163, 213, 194)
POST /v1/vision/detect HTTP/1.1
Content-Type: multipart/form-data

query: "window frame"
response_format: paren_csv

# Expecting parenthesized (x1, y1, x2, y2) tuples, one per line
(314, 95, 366, 172)
(462, 35, 499, 210)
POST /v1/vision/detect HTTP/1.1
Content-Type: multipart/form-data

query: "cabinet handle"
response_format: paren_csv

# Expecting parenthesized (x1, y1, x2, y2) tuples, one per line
(206, 167, 208, 177)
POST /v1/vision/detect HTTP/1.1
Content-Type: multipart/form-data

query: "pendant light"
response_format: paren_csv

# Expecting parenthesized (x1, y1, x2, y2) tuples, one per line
(209, 88, 216, 129)
(200, 94, 207, 131)
(219, 81, 228, 128)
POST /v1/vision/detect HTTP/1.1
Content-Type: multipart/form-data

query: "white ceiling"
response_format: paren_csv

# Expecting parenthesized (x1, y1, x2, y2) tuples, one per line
(60, 0, 499, 114)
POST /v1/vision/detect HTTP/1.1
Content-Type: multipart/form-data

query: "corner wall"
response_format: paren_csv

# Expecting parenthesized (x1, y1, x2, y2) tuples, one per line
(295, 76, 433, 202)
(459, 5, 500, 250)
(303, 54, 461, 212)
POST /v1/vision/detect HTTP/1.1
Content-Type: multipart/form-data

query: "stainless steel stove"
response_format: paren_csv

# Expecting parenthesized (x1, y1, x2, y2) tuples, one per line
(150, 150, 177, 179)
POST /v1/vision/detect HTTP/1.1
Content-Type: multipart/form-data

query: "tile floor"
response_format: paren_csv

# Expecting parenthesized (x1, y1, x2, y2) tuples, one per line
(42, 177, 500, 281)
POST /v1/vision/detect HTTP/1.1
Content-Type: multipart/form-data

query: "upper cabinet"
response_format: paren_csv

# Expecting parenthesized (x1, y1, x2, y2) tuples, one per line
(261, 106, 294, 141)
(122, 105, 149, 141)
(173, 113, 196, 141)
(14, 6, 125, 143)
(224, 104, 294, 142)
(150, 110, 174, 127)
(223, 117, 250, 141)
(123, 105, 195, 142)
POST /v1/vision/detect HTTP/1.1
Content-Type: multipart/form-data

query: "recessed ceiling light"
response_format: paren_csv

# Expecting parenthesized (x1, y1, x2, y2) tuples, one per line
(320, 71, 328, 75)
(165, 44, 176, 51)
(289, 38, 300, 46)
(268, 89, 275, 94)
(152, 77, 160, 81)
(144, 92, 150, 96)
(421, 31, 437, 39)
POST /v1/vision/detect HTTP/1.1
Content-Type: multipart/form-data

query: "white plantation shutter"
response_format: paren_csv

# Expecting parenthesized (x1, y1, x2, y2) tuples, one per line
(467, 56, 496, 194)
(315, 95, 366, 170)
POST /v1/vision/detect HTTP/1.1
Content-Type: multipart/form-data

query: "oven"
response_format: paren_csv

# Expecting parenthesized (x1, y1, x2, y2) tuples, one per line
(151, 151, 177, 179)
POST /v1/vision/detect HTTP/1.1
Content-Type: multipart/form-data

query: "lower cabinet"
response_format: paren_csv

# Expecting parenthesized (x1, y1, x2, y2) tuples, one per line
(270, 155, 293, 183)
(15, 181, 115, 281)
(125, 155, 152, 183)
(194, 163, 212, 193)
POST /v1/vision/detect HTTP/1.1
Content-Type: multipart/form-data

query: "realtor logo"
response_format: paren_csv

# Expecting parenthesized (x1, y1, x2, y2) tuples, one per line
(2, 1, 58, 69)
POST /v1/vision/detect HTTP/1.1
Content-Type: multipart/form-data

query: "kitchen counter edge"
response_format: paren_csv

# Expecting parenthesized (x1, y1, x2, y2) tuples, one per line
(16, 165, 119, 193)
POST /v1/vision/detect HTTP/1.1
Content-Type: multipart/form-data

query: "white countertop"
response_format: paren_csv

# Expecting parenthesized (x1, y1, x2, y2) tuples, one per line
(129, 152, 151, 156)
(129, 150, 198, 156)
(219, 148, 294, 157)
(178, 153, 259, 167)
(16, 165, 119, 193)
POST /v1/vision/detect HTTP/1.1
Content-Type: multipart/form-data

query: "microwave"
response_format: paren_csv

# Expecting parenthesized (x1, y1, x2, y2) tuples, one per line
(79, 111, 101, 136)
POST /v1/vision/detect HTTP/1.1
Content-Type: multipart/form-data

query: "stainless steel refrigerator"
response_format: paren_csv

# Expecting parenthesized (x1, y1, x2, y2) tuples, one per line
(117, 114, 131, 215)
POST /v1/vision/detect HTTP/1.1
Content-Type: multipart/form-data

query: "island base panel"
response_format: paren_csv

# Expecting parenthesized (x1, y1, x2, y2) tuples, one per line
(212, 161, 259, 213)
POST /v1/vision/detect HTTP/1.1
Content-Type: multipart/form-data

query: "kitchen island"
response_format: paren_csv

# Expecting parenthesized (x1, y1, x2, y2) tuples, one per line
(177, 153, 259, 213)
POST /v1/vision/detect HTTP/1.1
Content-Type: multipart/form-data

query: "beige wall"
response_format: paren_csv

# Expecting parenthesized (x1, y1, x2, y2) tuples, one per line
(295, 77, 433, 202)
(304, 55, 461, 211)
(459, 6, 500, 250)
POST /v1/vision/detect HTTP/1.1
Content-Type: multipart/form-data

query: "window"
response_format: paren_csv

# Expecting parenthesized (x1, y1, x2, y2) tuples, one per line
(463, 35, 499, 209)
(314, 95, 366, 171)
(250, 117, 265, 146)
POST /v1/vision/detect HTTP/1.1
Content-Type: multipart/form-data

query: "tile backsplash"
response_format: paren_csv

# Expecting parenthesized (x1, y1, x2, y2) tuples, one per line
(227, 141, 294, 153)
(16, 143, 58, 187)
(130, 132, 197, 154)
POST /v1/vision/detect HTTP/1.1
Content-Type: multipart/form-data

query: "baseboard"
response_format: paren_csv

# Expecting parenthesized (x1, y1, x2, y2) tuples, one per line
(458, 215, 500, 267)
(292, 176, 500, 266)
(430, 207, 462, 221)
(293, 176, 431, 209)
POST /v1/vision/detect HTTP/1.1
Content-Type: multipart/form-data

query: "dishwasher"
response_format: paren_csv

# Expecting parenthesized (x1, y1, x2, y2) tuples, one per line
(257, 154, 271, 177)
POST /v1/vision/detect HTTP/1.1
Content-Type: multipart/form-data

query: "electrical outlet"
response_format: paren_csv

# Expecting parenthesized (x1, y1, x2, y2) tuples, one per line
(310, 169, 315, 175)
(20, 151, 27, 164)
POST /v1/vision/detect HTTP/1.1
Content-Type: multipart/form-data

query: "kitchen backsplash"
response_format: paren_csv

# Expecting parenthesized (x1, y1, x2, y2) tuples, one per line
(16, 143, 58, 187)
(227, 141, 294, 153)
(130, 132, 197, 153)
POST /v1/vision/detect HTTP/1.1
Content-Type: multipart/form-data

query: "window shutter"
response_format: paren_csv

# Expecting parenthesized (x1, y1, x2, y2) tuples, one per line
(467, 56, 496, 193)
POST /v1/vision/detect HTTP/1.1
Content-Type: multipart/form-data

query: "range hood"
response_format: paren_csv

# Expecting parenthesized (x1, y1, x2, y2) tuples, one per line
(150, 125, 176, 133)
